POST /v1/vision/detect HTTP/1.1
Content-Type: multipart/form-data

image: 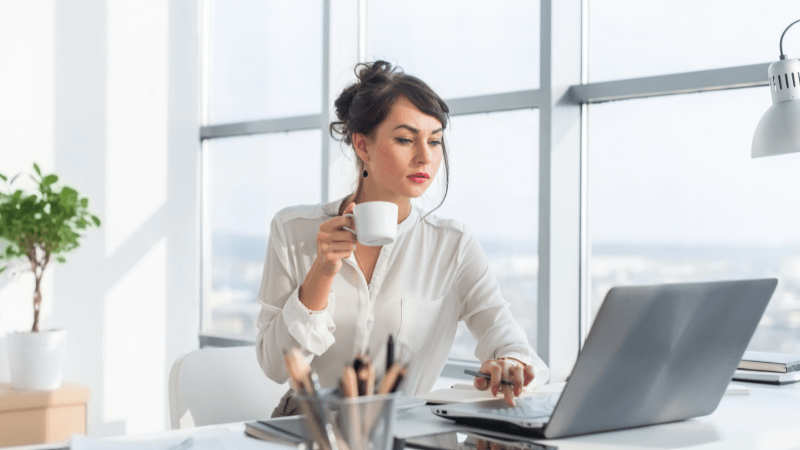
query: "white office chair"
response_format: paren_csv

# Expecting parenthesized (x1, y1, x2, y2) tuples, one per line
(168, 346, 288, 429)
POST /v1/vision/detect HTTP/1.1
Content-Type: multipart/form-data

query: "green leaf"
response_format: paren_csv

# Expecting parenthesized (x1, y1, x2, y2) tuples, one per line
(0, 266, 5, 275)
(33, 163, 41, 176)
(80, 198, 88, 208)
(43, 175, 58, 186)
(0, 173, 6, 182)
(56, 256, 66, 263)
(91, 215, 101, 226)
(60, 186, 78, 207)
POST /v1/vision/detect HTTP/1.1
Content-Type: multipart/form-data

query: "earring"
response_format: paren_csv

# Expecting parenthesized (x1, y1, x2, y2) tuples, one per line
(362, 169, 368, 178)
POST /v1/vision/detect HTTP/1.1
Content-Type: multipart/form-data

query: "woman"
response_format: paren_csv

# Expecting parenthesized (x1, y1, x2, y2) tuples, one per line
(255, 61, 550, 417)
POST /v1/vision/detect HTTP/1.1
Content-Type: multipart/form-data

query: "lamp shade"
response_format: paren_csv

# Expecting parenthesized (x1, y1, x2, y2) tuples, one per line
(752, 58, 800, 158)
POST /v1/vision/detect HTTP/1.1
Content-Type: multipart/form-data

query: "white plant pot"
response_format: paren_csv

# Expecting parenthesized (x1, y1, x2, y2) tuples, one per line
(6, 329, 68, 390)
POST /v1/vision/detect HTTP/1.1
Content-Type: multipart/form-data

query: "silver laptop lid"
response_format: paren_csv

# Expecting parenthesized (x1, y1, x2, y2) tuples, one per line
(544, 278, 777, 439)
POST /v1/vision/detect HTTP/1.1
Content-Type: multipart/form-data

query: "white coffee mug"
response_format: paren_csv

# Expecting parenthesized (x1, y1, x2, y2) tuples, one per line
(343, 201, 398, 246)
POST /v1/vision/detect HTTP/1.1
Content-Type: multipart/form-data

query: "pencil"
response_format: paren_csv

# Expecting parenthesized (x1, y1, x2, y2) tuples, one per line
(340, 366, 358, 398)
(378, 364, 406, 395)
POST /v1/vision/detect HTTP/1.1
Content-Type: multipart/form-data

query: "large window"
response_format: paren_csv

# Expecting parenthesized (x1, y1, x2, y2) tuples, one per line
(368, 0, 540, 361)
(589, 0, 800, 82)
(200, 0, 800, 376)
(588, 88, 800, 353)
(205, 131, 321, 335)
(587, 1, 800, 353)
(368, 0, 540, 98)
(201, 0, 541, 364)
(208, 0, 321, 123)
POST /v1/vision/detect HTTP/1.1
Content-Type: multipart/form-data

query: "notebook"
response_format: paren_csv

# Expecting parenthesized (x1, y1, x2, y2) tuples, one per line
(738, 351, 800, 373)
(733, 369, 800, 385)
(417, 382, 566, 404)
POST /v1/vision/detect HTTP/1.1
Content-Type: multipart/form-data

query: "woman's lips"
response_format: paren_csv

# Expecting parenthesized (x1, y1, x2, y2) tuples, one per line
(408, 173, 429, 183)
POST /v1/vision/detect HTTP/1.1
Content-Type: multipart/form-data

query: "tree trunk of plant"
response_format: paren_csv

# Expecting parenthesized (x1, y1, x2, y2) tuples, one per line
(32, 276, 41, 332)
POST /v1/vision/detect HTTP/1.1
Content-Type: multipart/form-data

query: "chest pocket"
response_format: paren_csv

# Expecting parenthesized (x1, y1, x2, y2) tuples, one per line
(396, 296, 445, 354)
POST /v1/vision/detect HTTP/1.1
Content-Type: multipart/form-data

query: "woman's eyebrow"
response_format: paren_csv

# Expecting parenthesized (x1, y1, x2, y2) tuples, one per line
(392, 124, 444, 134)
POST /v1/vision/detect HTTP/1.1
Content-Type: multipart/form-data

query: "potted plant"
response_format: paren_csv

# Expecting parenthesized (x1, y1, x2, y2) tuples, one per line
(0, 163, 100, 390)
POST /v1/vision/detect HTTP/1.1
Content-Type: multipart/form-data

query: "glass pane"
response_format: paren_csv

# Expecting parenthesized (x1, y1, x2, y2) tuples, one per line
(207, 131, 322, 335)
(589, 0, 800, 82)
(589, 87, 800, 352)
(368, 0, 540, 99)
(209, 0, 322, 124)
(418, 109, 539, 361)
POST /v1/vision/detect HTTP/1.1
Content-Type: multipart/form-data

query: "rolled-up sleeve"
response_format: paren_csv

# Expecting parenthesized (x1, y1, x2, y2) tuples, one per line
(455, 226, 551, 387)
(255, 215, 337, 384)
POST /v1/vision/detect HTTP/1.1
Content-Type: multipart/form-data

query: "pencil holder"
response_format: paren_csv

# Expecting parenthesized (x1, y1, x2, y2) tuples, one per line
(296, 391, 398, 450)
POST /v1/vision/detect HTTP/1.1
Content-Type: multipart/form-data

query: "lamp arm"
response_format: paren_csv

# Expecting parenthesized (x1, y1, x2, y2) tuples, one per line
(780, 19, 800, 59)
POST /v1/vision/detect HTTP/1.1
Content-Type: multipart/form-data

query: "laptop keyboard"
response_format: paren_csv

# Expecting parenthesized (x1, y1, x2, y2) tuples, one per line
(489, 402, 555, 420)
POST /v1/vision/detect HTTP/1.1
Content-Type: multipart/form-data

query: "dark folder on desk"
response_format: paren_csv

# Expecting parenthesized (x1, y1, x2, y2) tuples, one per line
(244, 416, 313, 447)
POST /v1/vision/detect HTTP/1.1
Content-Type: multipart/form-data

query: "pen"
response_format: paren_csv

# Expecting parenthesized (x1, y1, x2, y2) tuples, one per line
(464, 369, 515, 386)
(386, 335, 394, 372)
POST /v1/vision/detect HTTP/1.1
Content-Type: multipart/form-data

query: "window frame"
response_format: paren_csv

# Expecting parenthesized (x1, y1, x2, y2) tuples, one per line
(197, 0, 774, 381)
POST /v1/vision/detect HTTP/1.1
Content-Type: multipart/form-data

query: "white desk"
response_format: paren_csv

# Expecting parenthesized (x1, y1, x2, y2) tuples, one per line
(11, 382, 800, 450)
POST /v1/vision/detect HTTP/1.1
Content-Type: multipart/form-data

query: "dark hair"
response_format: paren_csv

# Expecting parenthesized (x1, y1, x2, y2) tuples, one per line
(330, 61, 450, 218)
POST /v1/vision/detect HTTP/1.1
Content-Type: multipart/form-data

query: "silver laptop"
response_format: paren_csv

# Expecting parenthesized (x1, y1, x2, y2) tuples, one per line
(433, 278, 778, 439)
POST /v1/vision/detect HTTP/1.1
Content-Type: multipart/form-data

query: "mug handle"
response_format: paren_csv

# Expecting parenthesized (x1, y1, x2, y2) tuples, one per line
(342, 213, 356, 237)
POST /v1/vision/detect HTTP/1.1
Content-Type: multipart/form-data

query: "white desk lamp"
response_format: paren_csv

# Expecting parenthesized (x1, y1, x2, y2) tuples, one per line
(752, 19, 800, 158)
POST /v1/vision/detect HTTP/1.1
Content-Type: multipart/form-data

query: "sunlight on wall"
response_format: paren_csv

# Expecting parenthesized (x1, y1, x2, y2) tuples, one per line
(103, 237, 166, 434)
(105, 0, 168, 257)
(0, 0, 55, 382)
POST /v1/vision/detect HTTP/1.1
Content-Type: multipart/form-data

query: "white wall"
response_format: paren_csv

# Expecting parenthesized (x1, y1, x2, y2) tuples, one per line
(0, 0, 200, 436)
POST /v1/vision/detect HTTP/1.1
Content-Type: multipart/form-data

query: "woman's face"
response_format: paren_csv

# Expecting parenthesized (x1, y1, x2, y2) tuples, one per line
(353, 96, 444, 202)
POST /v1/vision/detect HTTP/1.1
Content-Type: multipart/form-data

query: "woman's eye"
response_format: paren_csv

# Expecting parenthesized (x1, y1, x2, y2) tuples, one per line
(429, 140, 442, 147)
(396, 138, 413, 144)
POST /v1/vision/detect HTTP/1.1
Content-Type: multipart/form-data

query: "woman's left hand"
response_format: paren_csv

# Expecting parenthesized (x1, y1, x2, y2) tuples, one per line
(472, 358, 535, 407)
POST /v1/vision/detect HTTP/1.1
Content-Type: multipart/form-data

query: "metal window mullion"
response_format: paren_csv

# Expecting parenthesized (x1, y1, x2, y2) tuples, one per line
(447, 90, 541, 116)
(200, 114, 322, 140)
(578, 0, 590, 348)
(539, 0, 582, 382)
(322, 0, 331, 204)
(571, 62, 771, 104)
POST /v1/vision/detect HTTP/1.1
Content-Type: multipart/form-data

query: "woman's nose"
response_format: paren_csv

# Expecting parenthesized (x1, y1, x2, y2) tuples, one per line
(415, 141, 432, 164)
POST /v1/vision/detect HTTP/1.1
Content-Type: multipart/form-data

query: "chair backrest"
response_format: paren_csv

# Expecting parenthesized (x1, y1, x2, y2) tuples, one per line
(168, 346, 288, 429)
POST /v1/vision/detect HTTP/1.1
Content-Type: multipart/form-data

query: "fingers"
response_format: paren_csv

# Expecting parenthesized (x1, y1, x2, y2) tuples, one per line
(320, 241, 357, 253)
(343, 202, 355, 215)
(510, 364, 524, 397)
(474, 375, 488, 391)
(503, 382, 515, 407)
(319, 215, 354, 233)
(488, 364, 502, 397)
(523, 364, 535, 387)
(328, 230, 357, 243)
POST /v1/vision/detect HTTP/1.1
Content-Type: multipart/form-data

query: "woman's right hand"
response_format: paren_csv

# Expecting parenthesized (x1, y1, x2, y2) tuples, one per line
(312, 202, 358, 277)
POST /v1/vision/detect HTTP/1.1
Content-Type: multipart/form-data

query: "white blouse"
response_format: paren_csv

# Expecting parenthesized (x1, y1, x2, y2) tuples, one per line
(255, 197, 550, 396)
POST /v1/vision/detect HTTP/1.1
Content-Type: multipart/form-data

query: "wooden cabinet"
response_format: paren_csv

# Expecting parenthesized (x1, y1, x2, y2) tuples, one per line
(0, 383, 89, 447)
